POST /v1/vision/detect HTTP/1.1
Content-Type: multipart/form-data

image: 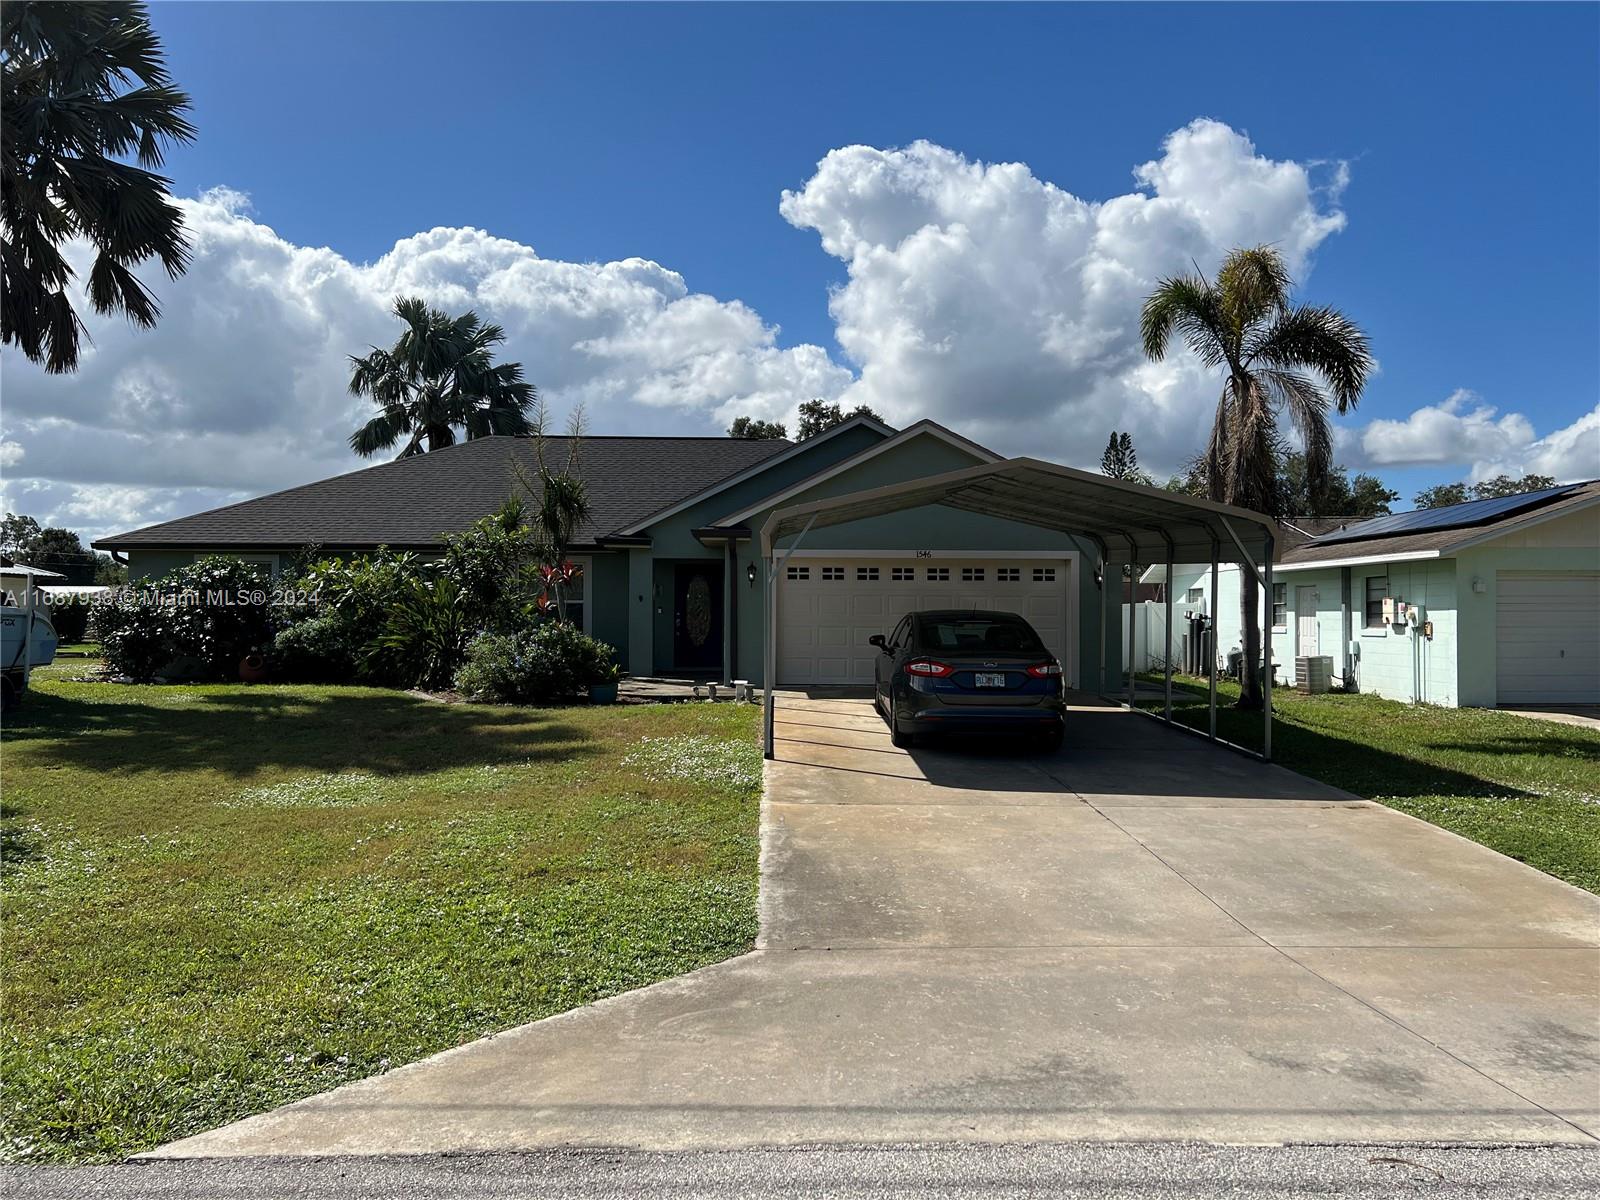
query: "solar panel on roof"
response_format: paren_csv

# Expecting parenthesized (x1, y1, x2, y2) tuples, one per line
(1312, 483, 1581, 546)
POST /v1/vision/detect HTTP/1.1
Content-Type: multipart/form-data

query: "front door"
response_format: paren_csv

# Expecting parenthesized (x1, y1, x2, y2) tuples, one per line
(1295, 585, 1319, 656)
(673, 563, 723, 674)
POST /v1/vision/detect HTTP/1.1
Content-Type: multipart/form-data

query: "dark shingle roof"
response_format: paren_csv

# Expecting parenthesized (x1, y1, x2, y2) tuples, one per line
(95, 435, 794, 550)
(1281, 480, 1600, 565)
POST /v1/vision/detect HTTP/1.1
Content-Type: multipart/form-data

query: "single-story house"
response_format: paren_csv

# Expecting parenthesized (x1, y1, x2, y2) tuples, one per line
(96, 417, 1143, 688)
(1147, 481, 1600, 707)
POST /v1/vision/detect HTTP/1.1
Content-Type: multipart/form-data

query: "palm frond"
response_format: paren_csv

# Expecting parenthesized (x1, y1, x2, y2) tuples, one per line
(1216, 246, 1292, 335)
(1140, 273, 1227, 368)
(1245, 304, 1373, 412)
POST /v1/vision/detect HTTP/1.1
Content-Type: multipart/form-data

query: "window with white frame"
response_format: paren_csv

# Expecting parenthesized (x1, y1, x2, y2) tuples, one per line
(997, 567, 1021, 582)
(961, 566, 985, 582)
(822, 566, 845, 581)
(1032, 567, 1056, 582)
(856, 566, 879, 581)
(1365, 574, 1388, 629)
(1185, 586, 1203, 603)
(1271, 582, 1287, 630)
(563, 556, 592, 633)
(891, 566, 915, 581)
(926, 567, 949, 581)
(786, 565, 809, 581)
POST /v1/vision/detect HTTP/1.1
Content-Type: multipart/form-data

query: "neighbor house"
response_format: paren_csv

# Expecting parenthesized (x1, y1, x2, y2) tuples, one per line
(95, 417, 1114, 688)
(1147, 482, 1600, 708)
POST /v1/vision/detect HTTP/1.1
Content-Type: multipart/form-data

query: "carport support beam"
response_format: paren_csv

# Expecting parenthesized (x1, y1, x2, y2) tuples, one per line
(763, 514, 817, 760)
(1263, 532, 1274, 763)
(1163, 551, 1174, 723)
(1125, 564, 1136, 710)
(1208, 538, 1220, 742)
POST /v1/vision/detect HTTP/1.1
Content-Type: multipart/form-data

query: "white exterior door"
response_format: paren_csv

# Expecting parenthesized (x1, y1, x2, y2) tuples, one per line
(776, 556, 1072, 686)
(1295, 585, 1320, 657)
(1495, 572, 1600, 705)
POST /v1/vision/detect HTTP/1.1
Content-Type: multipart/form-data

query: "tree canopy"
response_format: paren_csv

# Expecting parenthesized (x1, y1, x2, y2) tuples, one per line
(1279, 453, 1398, 518)
(728, 416, 787, 440)
(2, 1, 195, 373)
(795, 399, 883, 440)
(349, 298, 537, 458)
(1414, 474, 1557, 509)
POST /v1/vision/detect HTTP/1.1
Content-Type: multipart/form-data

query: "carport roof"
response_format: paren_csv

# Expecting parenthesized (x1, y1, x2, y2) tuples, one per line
(760, 457, 1281, 566)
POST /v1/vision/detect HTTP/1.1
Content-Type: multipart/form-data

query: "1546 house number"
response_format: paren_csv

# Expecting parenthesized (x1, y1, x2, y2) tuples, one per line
(914, 549, 934, 558)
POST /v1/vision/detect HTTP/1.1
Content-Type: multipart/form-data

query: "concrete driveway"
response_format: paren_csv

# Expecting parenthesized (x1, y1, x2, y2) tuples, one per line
(153, 694, 1600, 1156)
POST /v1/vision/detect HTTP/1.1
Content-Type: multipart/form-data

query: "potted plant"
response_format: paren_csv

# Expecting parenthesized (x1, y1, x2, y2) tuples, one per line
(588, 658, 621, 705)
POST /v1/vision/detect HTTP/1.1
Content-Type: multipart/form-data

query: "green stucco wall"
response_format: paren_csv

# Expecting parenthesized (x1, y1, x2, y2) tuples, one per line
(661, 432, 1118, 689)
(125, 550, 281, 580)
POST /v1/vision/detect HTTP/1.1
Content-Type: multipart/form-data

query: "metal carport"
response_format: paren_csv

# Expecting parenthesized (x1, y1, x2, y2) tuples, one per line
(758, 457, 1282, 761)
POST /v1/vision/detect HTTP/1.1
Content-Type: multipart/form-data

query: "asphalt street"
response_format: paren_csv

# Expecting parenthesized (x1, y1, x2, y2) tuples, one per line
(5, 1144, 1599, 1200)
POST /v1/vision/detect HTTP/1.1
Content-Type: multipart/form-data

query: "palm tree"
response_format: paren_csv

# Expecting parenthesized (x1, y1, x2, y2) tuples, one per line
(510, 399, 592, 622)
(1141, 246, 1372, 709)
(2, 1, 196, 373)
(349, 297, 536, 458)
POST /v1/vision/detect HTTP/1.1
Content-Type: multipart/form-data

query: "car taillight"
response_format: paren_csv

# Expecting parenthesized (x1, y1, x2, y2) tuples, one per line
(1026, 662, 1062, 678)
(905, 659, 954, 677)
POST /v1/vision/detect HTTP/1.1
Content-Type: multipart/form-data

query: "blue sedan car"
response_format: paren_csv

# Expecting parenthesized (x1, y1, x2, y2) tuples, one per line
(870, 609, 1066, 750)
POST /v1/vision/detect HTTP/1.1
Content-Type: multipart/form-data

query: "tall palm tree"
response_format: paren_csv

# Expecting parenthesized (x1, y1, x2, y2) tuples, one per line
(2, 1, 196, 373)
(1141, 246, 1372, 709)
(349, 297, 536, 458)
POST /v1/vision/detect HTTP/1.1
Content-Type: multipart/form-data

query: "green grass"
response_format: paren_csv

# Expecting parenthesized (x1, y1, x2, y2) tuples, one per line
(52, 642, 101, 656)
(1134, 674, 1600, 893)
(1, 668, 762, 1162)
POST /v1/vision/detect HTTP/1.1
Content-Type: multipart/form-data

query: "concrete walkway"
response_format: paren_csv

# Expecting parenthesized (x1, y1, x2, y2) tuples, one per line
(153, 695, 1600, 1156)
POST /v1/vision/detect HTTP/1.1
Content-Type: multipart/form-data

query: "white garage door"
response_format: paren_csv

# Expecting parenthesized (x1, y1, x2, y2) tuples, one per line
(777, 557, 1072, 686)
(1496, 572, 1600, 705)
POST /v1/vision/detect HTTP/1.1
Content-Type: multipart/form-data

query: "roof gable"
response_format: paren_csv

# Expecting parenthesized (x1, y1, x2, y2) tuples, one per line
(715, 420, 1000, 526)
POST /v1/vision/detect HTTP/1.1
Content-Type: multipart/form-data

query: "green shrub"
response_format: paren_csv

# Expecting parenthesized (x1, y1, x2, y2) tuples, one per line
(272, 550, 418, 685)
(271, 613, 361, 682)
(369, 578, 473, 691)
(93, 558, 278, 680)
(453, 622, 616, 704)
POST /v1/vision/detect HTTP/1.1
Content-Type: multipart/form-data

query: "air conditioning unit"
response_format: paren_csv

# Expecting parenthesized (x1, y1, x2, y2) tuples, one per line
(1295, 655, 1333, 695)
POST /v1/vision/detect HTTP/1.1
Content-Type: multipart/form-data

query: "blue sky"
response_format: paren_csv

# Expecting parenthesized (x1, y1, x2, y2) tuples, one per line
(4, 2, 1597, 536)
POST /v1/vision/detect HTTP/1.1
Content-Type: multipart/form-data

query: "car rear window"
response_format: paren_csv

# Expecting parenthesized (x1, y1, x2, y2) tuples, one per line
(917, 616, 1044, 654)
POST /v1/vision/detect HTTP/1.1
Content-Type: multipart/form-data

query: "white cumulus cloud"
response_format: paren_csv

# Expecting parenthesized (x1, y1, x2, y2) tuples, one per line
(779, 118, 1350, 467)
(1, 189, 851, 541)
(25, 120, 1578, 545)
(1357, 390, 1598, 484)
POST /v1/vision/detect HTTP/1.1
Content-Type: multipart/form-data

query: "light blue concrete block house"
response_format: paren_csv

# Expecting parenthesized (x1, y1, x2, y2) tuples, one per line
(1149, 482, 1600, 708)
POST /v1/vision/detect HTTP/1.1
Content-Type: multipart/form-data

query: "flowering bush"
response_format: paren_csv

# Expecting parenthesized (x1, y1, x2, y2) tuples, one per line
(452, 623, 617, 704)
(93, 557, 279, 680)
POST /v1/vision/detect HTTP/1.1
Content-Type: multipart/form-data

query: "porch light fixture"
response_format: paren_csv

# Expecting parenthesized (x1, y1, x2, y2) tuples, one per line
(747, 562, 757, 586)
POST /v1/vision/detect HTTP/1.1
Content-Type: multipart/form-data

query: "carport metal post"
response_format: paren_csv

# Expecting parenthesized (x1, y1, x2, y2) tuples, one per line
(1098, 562, 1109, 698)
(1262, 532, 1274, 762)
(1125, 563, 1136, 710)
(1163, 550, 1174, 723)
(762, 513, 817, 760)
(1208, 537, 1220, 742)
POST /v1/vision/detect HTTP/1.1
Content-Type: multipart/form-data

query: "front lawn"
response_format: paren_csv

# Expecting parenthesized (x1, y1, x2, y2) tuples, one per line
(1135, 675, 1600, 894)
(0, 670, 761, 1162)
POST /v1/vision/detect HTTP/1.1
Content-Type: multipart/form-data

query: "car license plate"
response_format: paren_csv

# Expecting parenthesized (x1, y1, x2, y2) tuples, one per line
(974, 672, 1007, 688)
